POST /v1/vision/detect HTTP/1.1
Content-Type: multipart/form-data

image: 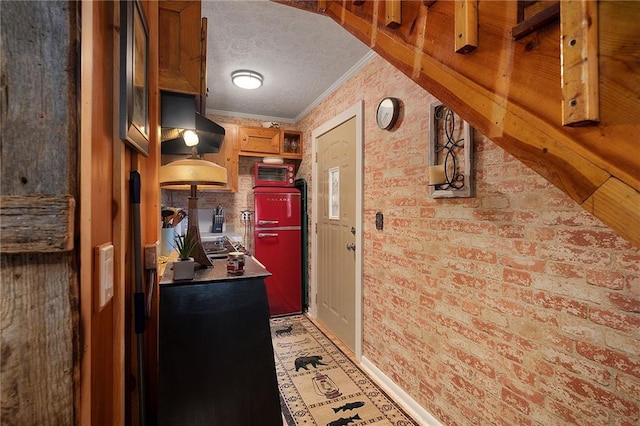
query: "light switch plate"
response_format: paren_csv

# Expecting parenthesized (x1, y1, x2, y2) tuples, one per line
(95, 243, 114, 312)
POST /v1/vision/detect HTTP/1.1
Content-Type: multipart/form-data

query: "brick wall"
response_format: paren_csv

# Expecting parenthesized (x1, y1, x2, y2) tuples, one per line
(296, 56, 640, 425)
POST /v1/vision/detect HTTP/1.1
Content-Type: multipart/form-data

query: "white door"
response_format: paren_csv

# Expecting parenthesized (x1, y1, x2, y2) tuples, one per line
(312, 101, 363, 357)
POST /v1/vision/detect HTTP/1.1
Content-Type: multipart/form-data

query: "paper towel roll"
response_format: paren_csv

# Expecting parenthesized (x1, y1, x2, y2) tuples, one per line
(161, 228, 176, 256)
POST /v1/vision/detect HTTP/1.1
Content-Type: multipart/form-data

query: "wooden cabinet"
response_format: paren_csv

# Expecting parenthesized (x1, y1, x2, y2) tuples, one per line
(280, 130, 302, 159)
(238, 126, 303, 160)
(203, 122, 239, 192)
(158, 275, 282, 425)
(158, 1, 203, 95)
(238, 126, 280, 155)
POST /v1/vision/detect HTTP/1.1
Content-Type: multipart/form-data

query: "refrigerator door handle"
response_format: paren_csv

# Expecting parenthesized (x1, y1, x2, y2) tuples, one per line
(258, 232, 279, 238)
(258, 220, 279, 225)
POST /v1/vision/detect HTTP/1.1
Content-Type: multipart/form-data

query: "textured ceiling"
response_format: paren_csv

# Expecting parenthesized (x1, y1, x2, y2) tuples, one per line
(202, 0, 374, 123)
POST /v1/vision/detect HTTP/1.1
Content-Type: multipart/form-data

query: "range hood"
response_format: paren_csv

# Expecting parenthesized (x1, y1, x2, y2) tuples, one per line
(160, 91, 225, 155)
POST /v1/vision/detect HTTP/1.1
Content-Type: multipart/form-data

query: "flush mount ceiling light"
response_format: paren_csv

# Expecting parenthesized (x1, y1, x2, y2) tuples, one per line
(231, 70, 263, 90)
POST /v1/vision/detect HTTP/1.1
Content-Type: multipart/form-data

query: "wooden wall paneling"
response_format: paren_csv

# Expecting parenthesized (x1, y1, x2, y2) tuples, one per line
(560, 0, 599, 126)
(90, 1, 116, 424)
(0, 195, 75, 253)
(321, 0, 640, 247)
(0, 1, 77, 424)
(79, 2, 94, 423)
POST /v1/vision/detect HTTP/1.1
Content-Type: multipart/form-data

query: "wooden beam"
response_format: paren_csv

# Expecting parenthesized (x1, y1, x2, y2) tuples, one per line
(582, 177, 640, 248)
(385, 0, 401, 29)
(512, 2, 560, 40)
(0, 195, 75, 253)
(561, 0, 599, 126)
(455, 0, 477, 54)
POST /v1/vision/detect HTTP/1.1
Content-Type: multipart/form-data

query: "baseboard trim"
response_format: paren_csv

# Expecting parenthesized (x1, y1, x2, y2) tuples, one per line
(360, 356, 443, 426)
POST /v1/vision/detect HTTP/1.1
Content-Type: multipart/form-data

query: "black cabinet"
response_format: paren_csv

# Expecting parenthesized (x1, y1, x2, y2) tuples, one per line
(158, 276, 282, 425)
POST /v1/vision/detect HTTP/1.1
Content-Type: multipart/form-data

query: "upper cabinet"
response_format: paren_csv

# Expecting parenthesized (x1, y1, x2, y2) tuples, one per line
(238, 126, 303, 160)
(238, 126, 280, 155)
(158, 1, 203, 96)
(280, 130, 302, 159)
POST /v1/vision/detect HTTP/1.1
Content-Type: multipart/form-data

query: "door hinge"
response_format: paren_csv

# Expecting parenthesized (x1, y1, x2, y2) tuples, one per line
(315, 222, 318, 233)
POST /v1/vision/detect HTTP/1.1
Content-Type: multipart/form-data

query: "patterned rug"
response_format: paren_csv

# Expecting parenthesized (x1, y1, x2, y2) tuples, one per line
(270, 315, 418, 426)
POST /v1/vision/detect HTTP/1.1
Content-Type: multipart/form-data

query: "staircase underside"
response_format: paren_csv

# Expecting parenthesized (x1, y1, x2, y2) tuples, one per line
(280, 0, 640, 248)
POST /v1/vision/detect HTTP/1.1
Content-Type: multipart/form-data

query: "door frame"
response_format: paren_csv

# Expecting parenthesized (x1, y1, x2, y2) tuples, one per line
(309, 100, 364, 361)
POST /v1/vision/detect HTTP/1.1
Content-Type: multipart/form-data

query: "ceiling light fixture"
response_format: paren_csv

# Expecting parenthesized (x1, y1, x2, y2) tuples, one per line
(231, 70, 263, 90)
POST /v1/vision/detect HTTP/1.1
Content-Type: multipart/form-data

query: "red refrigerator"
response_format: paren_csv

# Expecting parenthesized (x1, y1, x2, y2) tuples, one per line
(253, 187, 302, 316)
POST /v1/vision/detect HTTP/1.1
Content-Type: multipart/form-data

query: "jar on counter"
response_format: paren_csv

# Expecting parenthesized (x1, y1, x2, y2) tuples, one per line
(226, 252, 245, 275)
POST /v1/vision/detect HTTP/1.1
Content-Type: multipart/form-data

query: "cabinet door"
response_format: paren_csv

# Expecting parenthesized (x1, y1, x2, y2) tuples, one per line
(280, 130, 303, 159)
(158, 1, 202, 94)
(203, 122, 239, 192)
(239, 126, 280, 155)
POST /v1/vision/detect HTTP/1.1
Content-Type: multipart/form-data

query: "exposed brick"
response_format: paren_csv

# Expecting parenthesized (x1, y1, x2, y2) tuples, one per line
(607, 293, 640, 313)
(499, 375, 545, 406)
(546, 261, 585, 278)
(556, 229, 635, 250)
(576, 341, 640, 379)
(514, 240, 537, 256)
(617, 253, 640, 274)
(524, 306, 559, 326)
(498, 224, 525, 238)
(539, 244, 611, 266)
(471, 317, 513, 342)
(472, 209, 514, 222)
(501, 255, 546, 272)
(496, 342, 524, 363)
(503, 268, 533, 286)
(456, 247, 497, 263)
(501, 386, 531, 414)
(586, 268, 626, 289)
(557, 371, 639, 418)
(533, 291, 589, 318)
(455, 349, 496, 378)
(451, 374, 485, 399)
(541, 347, 612, 385)
(589, 307, 640, 333)
(546, 398, 608, 426)
(450, 271, 487, 290)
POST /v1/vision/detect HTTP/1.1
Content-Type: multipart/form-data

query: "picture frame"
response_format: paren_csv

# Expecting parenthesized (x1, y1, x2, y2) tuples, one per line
(119, 0, 149, 156)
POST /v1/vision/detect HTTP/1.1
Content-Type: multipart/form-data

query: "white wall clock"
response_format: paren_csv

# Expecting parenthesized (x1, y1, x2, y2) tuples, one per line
(376, 97, 400, 130)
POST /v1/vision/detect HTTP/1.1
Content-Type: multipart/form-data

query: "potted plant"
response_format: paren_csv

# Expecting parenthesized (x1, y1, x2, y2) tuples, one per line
(172, 232, 197, 280)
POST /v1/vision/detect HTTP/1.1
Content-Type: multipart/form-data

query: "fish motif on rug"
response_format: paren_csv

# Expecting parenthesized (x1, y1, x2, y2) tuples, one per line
(271, 315, 418, 426)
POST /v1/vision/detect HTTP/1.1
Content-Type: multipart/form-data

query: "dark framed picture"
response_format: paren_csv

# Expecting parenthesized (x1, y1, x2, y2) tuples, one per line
(120, 0, 149, 156)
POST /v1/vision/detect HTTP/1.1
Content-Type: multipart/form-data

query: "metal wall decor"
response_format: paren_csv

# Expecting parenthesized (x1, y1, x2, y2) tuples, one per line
(428, 100, 474, 198)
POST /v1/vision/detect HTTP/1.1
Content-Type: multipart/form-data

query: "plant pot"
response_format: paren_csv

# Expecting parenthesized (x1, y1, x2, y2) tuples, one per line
(173, 257, 195, 280)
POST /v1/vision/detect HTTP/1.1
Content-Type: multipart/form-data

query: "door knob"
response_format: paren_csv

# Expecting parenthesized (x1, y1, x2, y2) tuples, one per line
(346, 243, 356, 251)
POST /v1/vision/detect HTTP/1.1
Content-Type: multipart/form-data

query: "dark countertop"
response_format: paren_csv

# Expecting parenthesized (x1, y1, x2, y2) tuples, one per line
(159, 256, 271, 285)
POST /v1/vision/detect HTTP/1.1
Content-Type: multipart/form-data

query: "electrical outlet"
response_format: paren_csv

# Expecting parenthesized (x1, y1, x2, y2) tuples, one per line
(95, 243, 114, 312)
(145, 242, 159, 270)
